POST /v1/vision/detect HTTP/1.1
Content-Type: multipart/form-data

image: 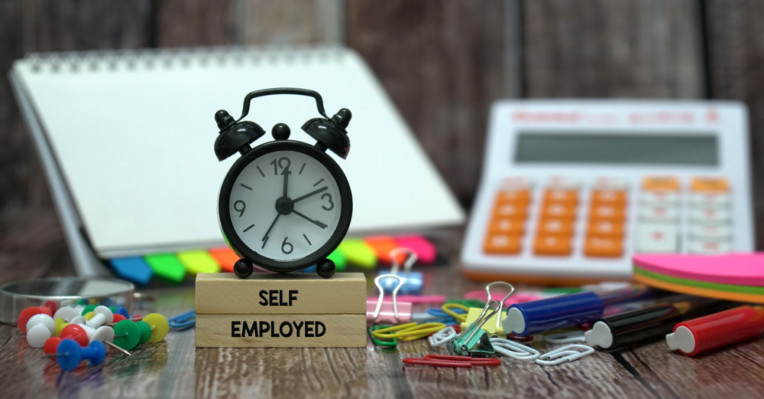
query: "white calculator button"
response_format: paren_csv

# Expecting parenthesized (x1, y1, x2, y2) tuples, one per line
(500, 177, 535, 190)
(689, 207, 730, 224)
(639, 191, 680, 207)
(592, 177, 629, 190)
(689, 224, 732, 240)
(689, 193, 731, 208)
(547, 176, 581, 189)
(638, 206, 679, 223)
(636, 224, 679, 253)
(688, 239, 731, 254)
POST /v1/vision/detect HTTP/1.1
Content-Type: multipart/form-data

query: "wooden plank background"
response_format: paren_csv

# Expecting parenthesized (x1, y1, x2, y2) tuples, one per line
(1, 0, 762, 276)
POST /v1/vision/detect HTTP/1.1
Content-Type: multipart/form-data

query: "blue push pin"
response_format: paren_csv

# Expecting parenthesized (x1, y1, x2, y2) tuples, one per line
(48, 339, 107, 371)
(378, 248, 423, 295)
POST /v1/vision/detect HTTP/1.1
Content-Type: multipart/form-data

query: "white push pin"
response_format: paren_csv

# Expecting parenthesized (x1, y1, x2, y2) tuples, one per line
(86, 306, 114, 328)
(70, 315, 86, 325)
(26, 314, 56, 348)
(54, 306, 79, 322)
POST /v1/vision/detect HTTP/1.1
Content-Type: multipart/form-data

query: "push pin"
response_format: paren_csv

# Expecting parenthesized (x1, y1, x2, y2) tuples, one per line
(44, 336, 62, 355)
(60, 324, 89, 346)
(86, 306, 114, 328)
(17, 306, 53, 334)
(54, 306, 79, 322)
(47, 339, 107, 371)
(25, 314, 56, 348)
(113, 313, 169, 350)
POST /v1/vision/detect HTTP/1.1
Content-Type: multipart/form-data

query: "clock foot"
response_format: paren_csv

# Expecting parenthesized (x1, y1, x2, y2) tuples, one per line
(233, 259, 253, 279)
(316, 259, 336, 279)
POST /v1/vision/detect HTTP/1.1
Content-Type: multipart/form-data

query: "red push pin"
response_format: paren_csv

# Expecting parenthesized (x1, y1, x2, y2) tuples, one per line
(44, 336, 62, 355)
(17, 306, 53, 334)
(59, 324, 89, 346)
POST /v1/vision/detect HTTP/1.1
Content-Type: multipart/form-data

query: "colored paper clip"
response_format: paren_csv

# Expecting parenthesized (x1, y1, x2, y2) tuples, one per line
(168, 309, 196, 330)
(451, 299, 501, 356)
(367, 274, 413, 324)
(424, 306, 467, 324)
(489, 337, 540, 361)
(429, 326, 457, 347)
(371, 322, 446, 342)
(378, 248, 423, 295)
(535, 344, 595, 366)
(369, 325, 397, 347)
(402, 354, 502, 368)
(441, 303, 470, 323)
(543, 330, 586, 344)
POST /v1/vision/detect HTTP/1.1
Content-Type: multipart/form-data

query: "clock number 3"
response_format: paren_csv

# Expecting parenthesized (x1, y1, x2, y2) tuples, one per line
(281, 237, 293, 254)
(321, 193, 334, 211)
(233, 200, 246, 217)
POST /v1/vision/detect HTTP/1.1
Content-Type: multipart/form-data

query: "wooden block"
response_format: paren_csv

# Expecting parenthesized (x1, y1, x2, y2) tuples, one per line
(195, 273, 366, 315)
(195, 313, 367, 348)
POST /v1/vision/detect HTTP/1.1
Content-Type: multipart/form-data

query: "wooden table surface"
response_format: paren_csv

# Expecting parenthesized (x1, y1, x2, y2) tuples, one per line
(1, 228, 763, 399)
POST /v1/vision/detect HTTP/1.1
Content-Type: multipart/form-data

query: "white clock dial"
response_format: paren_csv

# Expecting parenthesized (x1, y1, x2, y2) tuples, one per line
(227, 150, 343, 263)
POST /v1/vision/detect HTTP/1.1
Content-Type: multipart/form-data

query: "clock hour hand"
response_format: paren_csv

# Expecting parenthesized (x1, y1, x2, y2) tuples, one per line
(282, 166, 290, 198)
(292, 186, 328, 203)
(292, 209, 328, 229)
(261, 213, 281, 248)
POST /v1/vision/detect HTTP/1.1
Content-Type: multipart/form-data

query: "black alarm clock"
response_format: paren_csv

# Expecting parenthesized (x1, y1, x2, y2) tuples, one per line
(213, 88, 353, 279)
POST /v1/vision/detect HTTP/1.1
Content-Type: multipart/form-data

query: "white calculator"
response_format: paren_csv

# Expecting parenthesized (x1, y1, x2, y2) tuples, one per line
(461, 101, 755, 282)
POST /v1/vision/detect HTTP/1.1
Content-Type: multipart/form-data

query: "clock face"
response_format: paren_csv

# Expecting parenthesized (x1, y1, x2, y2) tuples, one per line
(222, 144, 350, 269)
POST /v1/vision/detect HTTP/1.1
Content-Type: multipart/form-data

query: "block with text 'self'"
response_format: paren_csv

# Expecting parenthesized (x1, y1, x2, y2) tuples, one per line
(195, 273, 367, 347)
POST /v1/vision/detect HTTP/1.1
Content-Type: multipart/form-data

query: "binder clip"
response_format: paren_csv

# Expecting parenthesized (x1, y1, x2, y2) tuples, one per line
(459, 281, 515, 337)
(451, 299, 502, 356)
(367, 274, 412, 324)
(377, 248, 423, 295)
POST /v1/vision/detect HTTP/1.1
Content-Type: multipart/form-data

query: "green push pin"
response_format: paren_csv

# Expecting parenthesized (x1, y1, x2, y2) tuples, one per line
(81, 304, 97, 316)
(136, 321, 152, 345)
(113, 320, 141, 350)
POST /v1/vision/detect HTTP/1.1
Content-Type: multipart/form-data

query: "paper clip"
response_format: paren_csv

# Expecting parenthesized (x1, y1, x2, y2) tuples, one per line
(168, 309, 196, 330)
(378, 248, 423, 295)
(535, 344, 595, 366)
(367, 274, 413, 324)
(369, 325, 397, 347)
(489, 337, 540, 361)
(371, 322, 446, 342)
(543, 330, 586, 344)
(402, 354, 502, 368)
(451, 299, 501, 356)
(441, 303, 470, 323)
(428, 326, 457, 347)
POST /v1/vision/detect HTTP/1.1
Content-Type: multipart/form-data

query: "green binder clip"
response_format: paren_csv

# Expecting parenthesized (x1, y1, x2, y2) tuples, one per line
(451, 299, 502, 356)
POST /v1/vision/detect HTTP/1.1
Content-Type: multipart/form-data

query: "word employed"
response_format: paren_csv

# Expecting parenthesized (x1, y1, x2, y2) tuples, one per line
(231, 320, 325, 338)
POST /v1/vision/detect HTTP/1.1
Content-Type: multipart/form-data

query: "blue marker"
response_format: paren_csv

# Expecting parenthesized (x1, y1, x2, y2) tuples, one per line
(502, 285, 658, 336)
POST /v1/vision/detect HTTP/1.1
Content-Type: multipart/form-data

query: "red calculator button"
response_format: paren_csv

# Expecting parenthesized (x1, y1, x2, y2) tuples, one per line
(536, 218, 575, 236)
(488, 218, 525, 235)
(484, 234, 522, 255)
(543, 189, 579, 206)
(533, 235, 572, 256)
(586, 219, 624, 238)
(540, 203, 577, 220)
(584, 236, 623, 258)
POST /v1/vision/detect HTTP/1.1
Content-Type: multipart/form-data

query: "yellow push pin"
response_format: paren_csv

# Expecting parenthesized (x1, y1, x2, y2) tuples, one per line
(54, 318, 69, 336)
(141, 313, 169, 344)
(84, 311, 96, 321)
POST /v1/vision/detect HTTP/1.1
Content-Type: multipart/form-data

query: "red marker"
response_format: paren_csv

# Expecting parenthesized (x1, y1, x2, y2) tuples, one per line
(665, 305, 764, 356)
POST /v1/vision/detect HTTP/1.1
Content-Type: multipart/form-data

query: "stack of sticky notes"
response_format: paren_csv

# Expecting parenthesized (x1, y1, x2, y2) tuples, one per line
(194, 273, 367, 348)
(633, 253, 764, 304)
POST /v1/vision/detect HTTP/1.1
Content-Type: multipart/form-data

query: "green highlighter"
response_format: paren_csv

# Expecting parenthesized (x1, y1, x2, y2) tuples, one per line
(338, 239, 377, 270)
(178, 250, 221, 275)
(145, 254, 187, 283)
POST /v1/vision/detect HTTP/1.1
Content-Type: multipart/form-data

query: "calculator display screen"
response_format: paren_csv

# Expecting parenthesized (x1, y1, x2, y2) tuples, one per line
(514, 133, 718, 166)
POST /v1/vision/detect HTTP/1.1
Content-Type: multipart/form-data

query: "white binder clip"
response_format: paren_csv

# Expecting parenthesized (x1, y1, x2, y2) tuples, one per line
(489, 337, 540, 361)
(428, 326, 457, 347)
(535, 344, 595, 366)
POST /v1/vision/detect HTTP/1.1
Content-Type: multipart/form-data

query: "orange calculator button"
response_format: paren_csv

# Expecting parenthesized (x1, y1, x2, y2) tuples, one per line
(484, 234, 522, 255)
(586, 219, 624, 238)
(493, 202, 528, 220)
(690, 177, 729, 193)
(488, 218, 525, 235)
(591, 190, 627, 206)
(543, 189, 579, 206)
(540, 203, 577, 220)
(588, 204, 626, 222)
(642, 176, 680, 192)
(496, 189, 531, 205)
(536, 218, 575, 236)
(533, 235, 572, 256)
(584, 236, 623, 258)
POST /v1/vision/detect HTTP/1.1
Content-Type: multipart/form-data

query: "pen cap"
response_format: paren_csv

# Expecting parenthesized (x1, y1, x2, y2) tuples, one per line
(669, 305, 764, 356)
(503, 292, 604, 336)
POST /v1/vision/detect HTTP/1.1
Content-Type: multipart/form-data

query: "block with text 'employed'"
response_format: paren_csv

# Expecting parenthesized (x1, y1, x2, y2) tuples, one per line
(195, 273, 366, 314)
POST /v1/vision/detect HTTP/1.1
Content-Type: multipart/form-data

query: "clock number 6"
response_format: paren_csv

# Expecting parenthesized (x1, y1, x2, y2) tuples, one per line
(281, 237, 294, 254)
(321, 193, 334, 211)
(270, 157, 291, 175)
(233, 200, 246, 217)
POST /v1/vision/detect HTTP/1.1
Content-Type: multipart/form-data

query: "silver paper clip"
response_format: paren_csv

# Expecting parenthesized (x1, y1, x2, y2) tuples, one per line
(543, 330, 586, 344)
(535, 344, 595, 366)
(366, 274, 413, 324)
(428, 326, 457, 347)
(489, 337, 540, 361)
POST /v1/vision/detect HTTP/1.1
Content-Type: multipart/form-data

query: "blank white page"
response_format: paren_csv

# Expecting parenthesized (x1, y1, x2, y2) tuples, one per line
(13, 47, 464, 257)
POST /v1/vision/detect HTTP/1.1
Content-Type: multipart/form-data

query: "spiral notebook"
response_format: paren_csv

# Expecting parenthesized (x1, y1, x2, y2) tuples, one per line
(9, 46, 464, 276)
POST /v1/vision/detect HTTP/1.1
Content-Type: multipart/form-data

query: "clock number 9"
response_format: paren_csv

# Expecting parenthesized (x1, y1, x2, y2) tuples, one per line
(321, 193, 334, 211)
(281, 237, 293, 254)
(270, 157, 291, 175)
(233, 200, 246, 217)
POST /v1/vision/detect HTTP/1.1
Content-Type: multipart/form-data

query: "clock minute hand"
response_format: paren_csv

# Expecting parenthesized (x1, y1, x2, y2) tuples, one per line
(292, 209, 328, 229)
(292, 186, 328, 203)
(261, 213, 281, 248)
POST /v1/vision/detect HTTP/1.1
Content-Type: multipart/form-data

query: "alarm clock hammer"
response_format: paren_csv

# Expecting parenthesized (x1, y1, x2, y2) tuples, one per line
(213, 88, 354, 279)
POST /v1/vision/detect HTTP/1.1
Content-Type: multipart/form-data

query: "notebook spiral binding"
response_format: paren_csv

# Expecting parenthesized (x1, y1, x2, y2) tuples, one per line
(24, 45, 348, 73)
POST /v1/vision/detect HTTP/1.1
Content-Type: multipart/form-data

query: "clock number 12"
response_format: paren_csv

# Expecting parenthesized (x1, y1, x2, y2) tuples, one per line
(270, 157, 291, 175)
